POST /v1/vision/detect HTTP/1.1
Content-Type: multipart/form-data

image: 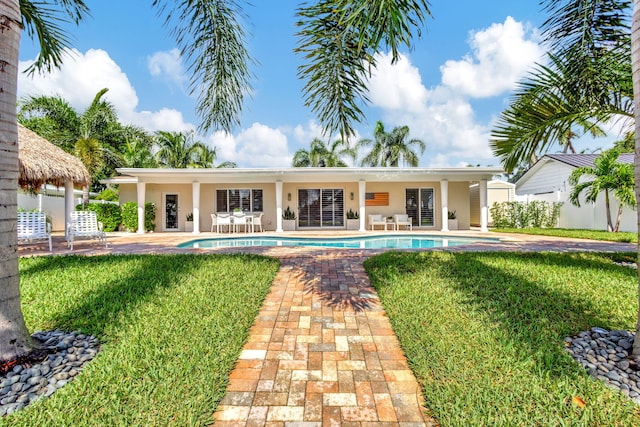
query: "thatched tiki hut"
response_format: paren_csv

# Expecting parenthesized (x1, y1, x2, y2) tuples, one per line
(18, 124, 90, 235)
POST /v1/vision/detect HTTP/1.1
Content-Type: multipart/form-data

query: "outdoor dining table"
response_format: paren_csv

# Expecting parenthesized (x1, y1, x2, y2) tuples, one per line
(216, 213, 255, 233)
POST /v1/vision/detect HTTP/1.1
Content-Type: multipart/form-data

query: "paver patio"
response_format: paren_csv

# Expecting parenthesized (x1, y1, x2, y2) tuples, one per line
(17, 231, 637, 426)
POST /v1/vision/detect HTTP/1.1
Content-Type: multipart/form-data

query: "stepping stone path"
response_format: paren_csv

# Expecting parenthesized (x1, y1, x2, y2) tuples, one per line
(213, 253, 436, 426)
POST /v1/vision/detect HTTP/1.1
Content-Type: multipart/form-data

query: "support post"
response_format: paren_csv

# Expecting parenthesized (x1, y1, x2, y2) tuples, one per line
(64, 180, 74, 238)
(358, 180, 366, 231)
(480, 179, 488, 232)
(440, 179, 449, 232)
(275, 181, 283, 232)
(192, 181, 200, 234)
(137, 182, 146, 234)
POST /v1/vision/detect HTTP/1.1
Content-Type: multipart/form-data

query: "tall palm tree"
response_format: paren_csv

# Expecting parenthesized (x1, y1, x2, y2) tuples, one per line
(0, 0, 90, 363)
(568, 150, 635, 232)
(154, 130, 216, 168)
(120, 139, 157, 168)
(630, 0, 640, 357)
(358, 120, 425, 167)
(0, 0, 433, 362)
(292, 138, 355, 167)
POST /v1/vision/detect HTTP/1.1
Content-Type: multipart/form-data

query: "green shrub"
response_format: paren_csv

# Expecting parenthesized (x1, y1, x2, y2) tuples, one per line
(96, 188, 119, 202)
(76, 203, 122, 232)
(490, 201, 562, 229)
(121, 202, 156, 232)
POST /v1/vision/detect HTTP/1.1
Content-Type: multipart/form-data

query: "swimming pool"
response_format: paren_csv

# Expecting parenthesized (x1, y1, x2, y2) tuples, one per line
(179, 234, 496, 250)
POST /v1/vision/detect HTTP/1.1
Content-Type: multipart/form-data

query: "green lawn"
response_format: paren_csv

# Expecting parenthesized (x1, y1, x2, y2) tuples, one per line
(365, 251, 640, 426)
(493, 227, 638, 243)
(4, 254, 279, 426)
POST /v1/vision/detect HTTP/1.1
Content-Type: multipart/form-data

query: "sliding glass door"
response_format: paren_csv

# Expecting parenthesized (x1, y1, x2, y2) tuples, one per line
(298, 189, 344, 228)
(405, 188, 434, 226)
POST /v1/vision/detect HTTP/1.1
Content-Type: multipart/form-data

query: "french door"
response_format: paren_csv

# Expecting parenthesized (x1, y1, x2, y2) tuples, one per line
(164, 194, 179, 230)
(298, 189, 344, 228)
(405, 188, 434, 226)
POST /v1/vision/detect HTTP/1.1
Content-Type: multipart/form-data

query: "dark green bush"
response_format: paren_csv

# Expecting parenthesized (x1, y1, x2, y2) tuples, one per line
(76, 203, 122, 232)
(121, 202, 156, 232)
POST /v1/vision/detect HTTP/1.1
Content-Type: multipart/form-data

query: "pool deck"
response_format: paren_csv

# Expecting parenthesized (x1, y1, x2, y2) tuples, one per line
(17, 231, 637, 426)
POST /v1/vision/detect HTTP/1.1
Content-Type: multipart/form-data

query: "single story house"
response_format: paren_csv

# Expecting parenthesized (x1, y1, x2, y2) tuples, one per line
(107, 166, 503, 234)
(515, 153, 637, 232)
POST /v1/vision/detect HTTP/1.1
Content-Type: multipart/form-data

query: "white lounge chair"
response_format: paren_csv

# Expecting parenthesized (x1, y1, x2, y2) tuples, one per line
(17, 211, 52, 252)
(67, 211, 108, 250)
(394, 214, 412, 230)
(368, 214, 388, 231)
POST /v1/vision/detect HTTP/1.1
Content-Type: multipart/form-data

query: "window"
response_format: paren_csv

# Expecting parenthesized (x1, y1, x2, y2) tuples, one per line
(405, 188, 434, 226)
(216, 189, 263, 212)
(298, 188, 344, 227)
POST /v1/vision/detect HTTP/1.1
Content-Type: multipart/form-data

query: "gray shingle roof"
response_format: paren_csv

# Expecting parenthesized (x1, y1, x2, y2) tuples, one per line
(545, 153, 634, 168)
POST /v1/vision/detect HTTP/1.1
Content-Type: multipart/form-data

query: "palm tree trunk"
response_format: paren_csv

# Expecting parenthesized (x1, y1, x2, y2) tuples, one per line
(631, 0, 640, 357)
(604, 190, 614, 232)
(0, 0, 38, 362)
(615, 204, 623, 232)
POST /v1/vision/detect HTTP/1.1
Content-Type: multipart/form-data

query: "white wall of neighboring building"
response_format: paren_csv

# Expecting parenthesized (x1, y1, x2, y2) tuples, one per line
(516, 159, 637, 232)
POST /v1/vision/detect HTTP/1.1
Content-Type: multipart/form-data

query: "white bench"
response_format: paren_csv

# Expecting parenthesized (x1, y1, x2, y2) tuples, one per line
(17, 211, 52, 252)
(68, 211, 108, 250)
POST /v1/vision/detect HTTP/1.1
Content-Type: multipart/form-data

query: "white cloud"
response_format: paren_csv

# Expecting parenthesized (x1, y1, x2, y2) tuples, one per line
(440, 16, 544, 98)
(365, 17, 544, 167)
(210, 123, 292, 167)
(147, 48, 187, 89)
(18, 48, 194, 133)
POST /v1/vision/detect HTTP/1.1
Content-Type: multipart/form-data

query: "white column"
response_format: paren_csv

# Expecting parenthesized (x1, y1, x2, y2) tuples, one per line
(64, 180, 74, 238)
(480, 179, 488, 232)
(192, 181, 200, 234)
(275, 180, 283, 232)
(358, 180, 366, 231)
(440, 179, 449, 232)
(137, 182, 146, 234)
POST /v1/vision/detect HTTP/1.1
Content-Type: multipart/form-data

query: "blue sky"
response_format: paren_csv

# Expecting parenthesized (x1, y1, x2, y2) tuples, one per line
(17, 1, 615, 168)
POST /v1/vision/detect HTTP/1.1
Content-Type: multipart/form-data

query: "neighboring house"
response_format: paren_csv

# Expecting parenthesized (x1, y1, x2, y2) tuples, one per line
(515, 153, 636, 232)
(106, 166, 502, 233)
(469, 180, 515, 227)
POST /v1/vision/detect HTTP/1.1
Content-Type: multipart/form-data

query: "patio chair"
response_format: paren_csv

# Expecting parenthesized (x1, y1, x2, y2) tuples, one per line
(368, 214, 387, 231)
(233, 212, 250, 233)
(394, 214, 412, 231)
(252, 212, 264, 232)
(210, 214, 217, 232)
(216, 214, 232, 233)
(17, 211, 52, 252)
(68, 211, 108, 250)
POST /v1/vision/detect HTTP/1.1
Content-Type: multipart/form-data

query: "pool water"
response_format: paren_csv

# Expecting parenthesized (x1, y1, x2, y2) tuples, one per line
(179, 234, 495, 250)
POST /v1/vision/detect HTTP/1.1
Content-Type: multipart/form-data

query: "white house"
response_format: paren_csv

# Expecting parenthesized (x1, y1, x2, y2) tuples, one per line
(107, 166, 503, 234)
(515, 153, 637, 232)
(469, 180, 515, 227)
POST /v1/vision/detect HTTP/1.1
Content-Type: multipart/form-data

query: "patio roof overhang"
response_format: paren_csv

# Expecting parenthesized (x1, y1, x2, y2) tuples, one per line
(109, 167, 503, 185)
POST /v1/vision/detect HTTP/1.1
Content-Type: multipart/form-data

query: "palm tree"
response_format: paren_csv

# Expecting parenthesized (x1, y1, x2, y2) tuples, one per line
(0, 0, 433, 363)
(154, 130, 216, 168)
(358, 120, 425, 167)
(568, 150, 635, 232)
(292, 138, 355, 167)
(120, 139, 157, 168)
(19, 88, 122, 205)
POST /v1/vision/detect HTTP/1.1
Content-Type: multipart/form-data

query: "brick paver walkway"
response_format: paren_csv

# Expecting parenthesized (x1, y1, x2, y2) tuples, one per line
(213, 254, 436, 426)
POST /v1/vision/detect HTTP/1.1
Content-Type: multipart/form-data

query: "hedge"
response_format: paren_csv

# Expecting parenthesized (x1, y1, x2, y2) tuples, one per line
(121, 202, 156, 232)
(76, 203, 122, 232)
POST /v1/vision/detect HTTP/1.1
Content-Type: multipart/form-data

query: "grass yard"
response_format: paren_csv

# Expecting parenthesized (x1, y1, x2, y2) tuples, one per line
(365, 251, 640, 426)
(493, 227, 638, 243)
(3, 254, 279, 426)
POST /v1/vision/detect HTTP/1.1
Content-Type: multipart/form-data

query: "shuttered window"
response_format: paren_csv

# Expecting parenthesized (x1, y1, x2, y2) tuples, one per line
(216, 189, 263, 212)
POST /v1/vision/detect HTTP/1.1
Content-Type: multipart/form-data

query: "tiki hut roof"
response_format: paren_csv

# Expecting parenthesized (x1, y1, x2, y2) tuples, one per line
(18, 124, 90, 192)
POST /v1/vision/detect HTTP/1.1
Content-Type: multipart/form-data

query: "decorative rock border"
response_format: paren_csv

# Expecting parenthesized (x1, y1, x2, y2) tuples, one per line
(0, 330, 100, 416)
(565, 327, 640, 403)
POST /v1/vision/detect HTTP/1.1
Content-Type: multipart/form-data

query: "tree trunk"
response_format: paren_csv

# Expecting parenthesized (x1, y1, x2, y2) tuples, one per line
(604, 190, 614, 232)
(615, 204, 623, 232)
(82, 185, 90, 209)
(0, 0, 37, 362)
(631, 0, 640, 357)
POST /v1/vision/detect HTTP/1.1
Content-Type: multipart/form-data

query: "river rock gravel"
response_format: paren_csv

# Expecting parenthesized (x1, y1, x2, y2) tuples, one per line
(565, 327, 640, 404)
(0, 330, 100, 416)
